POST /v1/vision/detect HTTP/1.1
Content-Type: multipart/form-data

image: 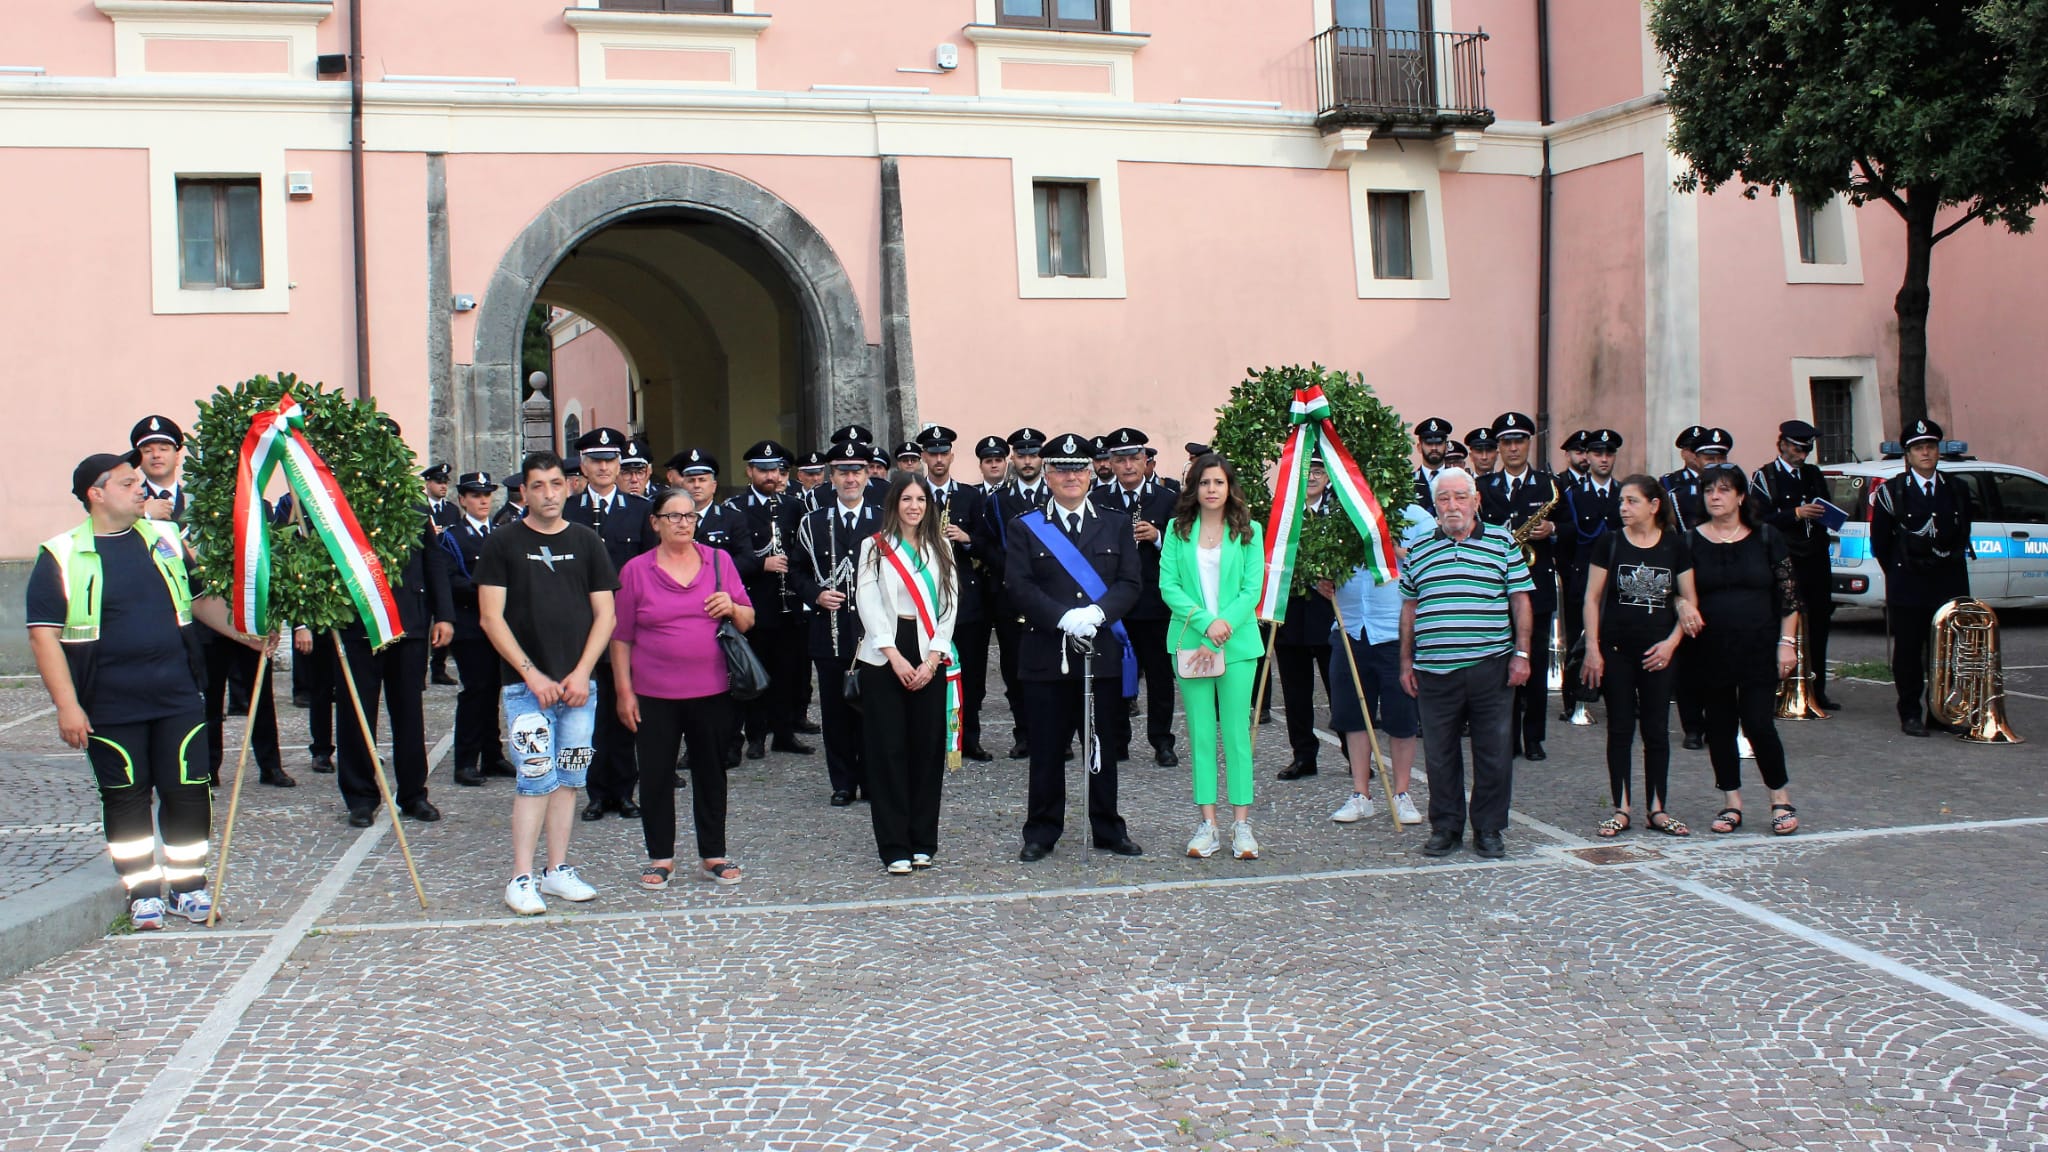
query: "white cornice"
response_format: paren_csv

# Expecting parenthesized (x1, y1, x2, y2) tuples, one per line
(95, 0, 333, 25)
(960, 25, 1149, 53)
(562, 9, 771, 37)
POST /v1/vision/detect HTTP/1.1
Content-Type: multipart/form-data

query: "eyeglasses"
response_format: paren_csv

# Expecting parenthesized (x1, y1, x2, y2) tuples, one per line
(653, 512, 699, 525)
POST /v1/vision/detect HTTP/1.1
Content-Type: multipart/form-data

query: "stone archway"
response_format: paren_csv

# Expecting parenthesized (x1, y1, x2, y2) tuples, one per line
(447, 163, 886, 478)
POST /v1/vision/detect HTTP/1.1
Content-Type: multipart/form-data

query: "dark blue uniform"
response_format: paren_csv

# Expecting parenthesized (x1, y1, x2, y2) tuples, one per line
(1479, 469, 1564, 755)
(726, 489, 810, 753)
(1091, 479, 1179, 761)
(565, 487, 655, 814)
(792, 497, 879, 797)
(440, 517, 510, 782)
(975, 480, 1051, 755)
(1872, 470, 1975, 725)
(931, 480, 993, 757)
(1750, 456, 1837, 702)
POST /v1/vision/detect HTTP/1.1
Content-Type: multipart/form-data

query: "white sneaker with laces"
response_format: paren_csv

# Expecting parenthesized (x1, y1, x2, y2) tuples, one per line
(130, 897, 167, 931)
(1186, 820, 1221, 858)
(172, 888, 213, 923)
(910, 853, 934, 870)
(539, 865, 597, 902)
(504, 874, 546, 916)
(1331, 793, 1374, 823)
(1394, 792, 1423, 825)
(886, 859, 913, 875)
(1231, 820, 1260, 860)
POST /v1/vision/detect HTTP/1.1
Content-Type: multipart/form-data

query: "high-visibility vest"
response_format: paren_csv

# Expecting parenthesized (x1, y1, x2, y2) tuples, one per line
(38, 519, 194, 643)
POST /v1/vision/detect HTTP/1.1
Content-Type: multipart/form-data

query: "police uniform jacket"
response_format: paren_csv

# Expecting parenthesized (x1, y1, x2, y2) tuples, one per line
(564, 487, 655, 574)
(425, 497, 462, 530)
(1412, 466, 1441, 516)
(726, 488, 806, 619)
(1089, 479, 1176, 622)
(143, 480, 188, 523)
(972, 480, 1052, 622)
(1479, 469, 1565, 614)
(1871, 471, 1974, 607)
(929, 479, 987, 624)
(689, 497, 760, 579)
(439, 517, 494, 642)
(791, 498, 878, 660)
(1660, 468, 1706, 532)
(489, 501, 526, 527)
(1004, 501, 1141, 682)
(1276, 500, 1337, 646)
(1749, 458, 1833, 560)
(1559, 478, 1621, 575)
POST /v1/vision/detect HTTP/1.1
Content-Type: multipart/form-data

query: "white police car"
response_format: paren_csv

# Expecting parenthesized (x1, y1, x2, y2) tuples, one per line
(1825, 448, 2048, 609)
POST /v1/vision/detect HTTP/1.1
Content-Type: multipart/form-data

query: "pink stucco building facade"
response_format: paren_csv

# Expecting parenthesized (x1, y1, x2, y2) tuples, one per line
(4, 0, 2044, 567)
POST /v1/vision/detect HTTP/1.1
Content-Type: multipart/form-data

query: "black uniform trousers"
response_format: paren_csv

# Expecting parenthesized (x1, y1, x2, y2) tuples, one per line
(205, 639, 280, 777)
(302, 638, 337, 761)
(954, 617, 993, 747)
(86, 709, 210, 896)
(450, 636, 505, 773)
(743, 622, 809, 744)
(1021, 675, 1130, 849)
(586, 660, 639, 807)
(1275, 641, 1332, 764)
(1123, 618, 1176, 753)
(862, 621, 949, 864)
(336, 631, 430, 813)
(815, 657, 865, 794)
(1889, 601, 1940, 723)
(1512, 609, 1554, 752)
(1675, 637, 1706, 739)
(1792, 551, 1834, 698)
(994, 615, 1026, 741)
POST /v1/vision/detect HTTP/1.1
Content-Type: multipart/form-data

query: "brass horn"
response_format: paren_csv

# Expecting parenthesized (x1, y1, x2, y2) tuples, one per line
(1775, 612, 1828, 720)
(1928, 598, 2024, 744)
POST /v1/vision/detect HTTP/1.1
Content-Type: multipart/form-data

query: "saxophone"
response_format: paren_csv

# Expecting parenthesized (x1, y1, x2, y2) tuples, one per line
(1509, 477, 1562, 568)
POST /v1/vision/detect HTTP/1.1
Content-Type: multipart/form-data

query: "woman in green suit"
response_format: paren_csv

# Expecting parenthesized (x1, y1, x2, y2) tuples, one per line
(1159, 454, 1268, 860)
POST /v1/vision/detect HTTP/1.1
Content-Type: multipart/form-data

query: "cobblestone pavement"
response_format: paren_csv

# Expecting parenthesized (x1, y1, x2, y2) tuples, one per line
(1, 620, 2044, 1151)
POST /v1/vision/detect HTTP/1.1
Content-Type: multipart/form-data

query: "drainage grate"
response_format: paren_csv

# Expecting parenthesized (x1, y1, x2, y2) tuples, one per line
(1567, 844, 1666, 866)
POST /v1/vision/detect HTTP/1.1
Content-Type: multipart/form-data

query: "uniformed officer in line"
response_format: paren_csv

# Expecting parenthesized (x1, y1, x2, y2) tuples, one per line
(973, 435, 1011, 492)
(1870, 419, 1974, 737)
(1009, 432, 1145, 862)
(1477, 411, 1565, 761)
(1750, 419, 1841, 711)
(421, 462, 462, 686)
(891, 441, 923, 476)
(1146, 447, 1179, 495)
(1558, 428, 1624, 670)
(1441, 439, 1469, 468)
(442, 472, 515, 787)
(867, 446, 892, 486)
(665, 447, 762, 769)
(131, 416, 188, 523)
(566, 426, 656, 821)
(918, 424, 994, 761)
(1411, 417, 1453, 514)
(1091, 427, 1180, 768)
(1666, 425, 1730, 747)
(728, 438, 816, 761)
(492, 473, 527, 526)
(974, 427, 1051, 759)
(563, 454, 585, 498)
(619, 438, 653, 499)
(1091, 437, 1115, 490)
(1660, 425, 1710, 531)
(1273, 458, 1336, 780)
(1465, 426, 1500, 476)
(792, 442, 880, 805)
(1669, 427, 1732, 532)
(1560, 430, 1592, 488)
(794, 450, 829, 511)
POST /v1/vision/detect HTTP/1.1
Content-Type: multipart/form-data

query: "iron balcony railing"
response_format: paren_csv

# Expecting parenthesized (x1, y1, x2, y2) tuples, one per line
(1313, 26, 1493, 133)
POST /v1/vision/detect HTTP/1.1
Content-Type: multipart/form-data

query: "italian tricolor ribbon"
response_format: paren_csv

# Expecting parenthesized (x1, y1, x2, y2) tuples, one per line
(1256, 384, 1401, 621)
(876, 533, 963, 771)
(230, 395, 403, 646)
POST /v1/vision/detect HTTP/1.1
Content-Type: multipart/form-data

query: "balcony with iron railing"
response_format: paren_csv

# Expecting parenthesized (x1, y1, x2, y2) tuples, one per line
(1312, 26, 1493, 135)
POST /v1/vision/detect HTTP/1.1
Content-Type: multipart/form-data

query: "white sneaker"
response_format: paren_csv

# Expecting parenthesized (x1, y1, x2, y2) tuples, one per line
(1393, 793, 1423, 825)
(1331, 793, 1374, 823)
(539, 864, 597, 902)
(886, 859, 913, 875)
(130, 897, 167, 931)
(171, 888, 213, 923)
(504, 873, 546, 916)
(1231, 820, 1260, 860)
(910, 853, 934, 870)
(1186, 820, 1221, 858)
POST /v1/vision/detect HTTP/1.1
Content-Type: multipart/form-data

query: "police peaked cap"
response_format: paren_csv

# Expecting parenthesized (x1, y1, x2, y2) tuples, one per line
(1778, 420, 1818, 447)
(825, 441, 873, 467)
(576, 428, 626, 457)
(1675, 425, 1710, 451)
(621, 438, 650, 466)
(974, 435, 1011, 459)
(830, 424, 875, 446)
(1007, 427, 1049, 453)
(1902, 418, 1944, 447)
(1413, 417, 1453, 442)
(796, 450, 828, 471)
(1464, 427, 1498, 450)
(914, 425, 958, 452)
(666, 448, 719, 476)
(420, 463, 452, 482)
(456, 471, 498, 493)
(1105, 427, 1149, 454)
(1491, 412, 1535, 440)
(1561, 430, 1589, 452)
(894, 440, 923, 460)
(1586, 429, 1623, 452)
(130, 415, 185, 450)
(1694, 428, 1734, 455)
(1043, 432, 1095, 467)
(742, 440, 793, 467)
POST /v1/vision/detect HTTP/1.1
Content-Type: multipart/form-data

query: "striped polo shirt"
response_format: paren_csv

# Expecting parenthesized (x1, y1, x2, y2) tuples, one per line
(1397, 521, 1535, 673)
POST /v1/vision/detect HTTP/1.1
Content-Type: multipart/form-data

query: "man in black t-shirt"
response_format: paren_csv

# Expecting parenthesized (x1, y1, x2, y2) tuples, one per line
(27, 452, 267, 930)
(476, 451, 619, 916)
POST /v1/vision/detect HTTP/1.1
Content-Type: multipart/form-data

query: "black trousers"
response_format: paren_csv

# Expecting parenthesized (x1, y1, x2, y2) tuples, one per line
(635, 694, 731, 861)
(993, 614, 1025, 741)
(815, 657, 866, 794)
(1416, 654, 1515, 836)
(1560, 566, 1588, 656)
(86, 710, 210, 897)
(1889, 601, 1938, 724)
(1675, 636, 1706, 738)
(742, 622, 808, 743)
(587, 660, 638, 807)
(205, 639, 280, 776)
(302, 638, 337, 759)
(1124, 618, 1176, 751)
(450, 636, 505, 772)
(862, 621, 949, 863)
(1275, 641, 1332, 763)
(1512, 609, 1554, 750)
(954, 616, 992, 746)
(1020, 676, 1129, 848)
(1792, 550, 1834, 697)
(336, 632, 430, 813)
(1700, 628, 1790, 791)
(1600, 640, 1675, 808)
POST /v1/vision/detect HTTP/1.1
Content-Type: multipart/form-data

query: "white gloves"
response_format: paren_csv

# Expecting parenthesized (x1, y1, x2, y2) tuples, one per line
(1057, 605, 1106, 639)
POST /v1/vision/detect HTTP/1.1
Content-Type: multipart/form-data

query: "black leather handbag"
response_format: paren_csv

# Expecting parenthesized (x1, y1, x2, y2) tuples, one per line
(710, 552, 769, 700)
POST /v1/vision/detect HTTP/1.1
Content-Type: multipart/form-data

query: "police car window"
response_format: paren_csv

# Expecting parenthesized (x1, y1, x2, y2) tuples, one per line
(1825, 473, 1868, 519)
(1991, 472, 2048, 524)
(1951, 470, 1997, 518)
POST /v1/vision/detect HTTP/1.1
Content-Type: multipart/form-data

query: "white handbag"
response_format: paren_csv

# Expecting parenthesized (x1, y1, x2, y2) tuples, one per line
(1174, 619, 1225, 679)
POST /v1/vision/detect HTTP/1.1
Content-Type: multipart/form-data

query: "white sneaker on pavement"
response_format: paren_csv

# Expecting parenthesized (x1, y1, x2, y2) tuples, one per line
(1394, 792, 1423, 825)
(539, 864, 597, 902)
(171, 888, 213, 923)
(886, 859, 913, 875)
(504, 874, 546, 916)
(130, 897, 167, 931)
(1186, 820, 1221, 858)
(1231, 820, 1260, 860)
(1331, 793, 1374, 823)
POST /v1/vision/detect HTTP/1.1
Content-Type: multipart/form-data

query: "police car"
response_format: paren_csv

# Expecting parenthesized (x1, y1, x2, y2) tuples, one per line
(1825, 445, 2048, 608)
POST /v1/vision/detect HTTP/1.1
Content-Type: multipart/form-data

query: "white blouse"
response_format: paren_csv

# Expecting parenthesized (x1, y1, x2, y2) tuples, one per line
(1196, 543, 1223, 615)
(853, 536, 959, 667)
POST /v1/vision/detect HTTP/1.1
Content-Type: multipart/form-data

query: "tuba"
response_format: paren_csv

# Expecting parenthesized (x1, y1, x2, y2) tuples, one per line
(1928, 598, 2024, 743)
(1775, 613, 1829, 720)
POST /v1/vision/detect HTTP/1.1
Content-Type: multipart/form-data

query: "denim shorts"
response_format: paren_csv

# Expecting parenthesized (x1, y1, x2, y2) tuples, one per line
(502, 682, 599, 797)
(1327, 631, 1420, 739)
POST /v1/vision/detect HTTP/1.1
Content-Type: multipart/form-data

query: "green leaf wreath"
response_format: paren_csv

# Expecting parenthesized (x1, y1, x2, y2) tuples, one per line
(1207, 364, 1414, 592)
(183, 373, 424, 633)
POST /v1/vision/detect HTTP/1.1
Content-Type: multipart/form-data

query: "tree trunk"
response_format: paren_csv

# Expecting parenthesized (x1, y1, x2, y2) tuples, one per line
(1892, 190, 1940, 435)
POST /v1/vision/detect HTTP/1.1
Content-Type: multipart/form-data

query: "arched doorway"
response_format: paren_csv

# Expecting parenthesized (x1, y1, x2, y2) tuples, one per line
(455, 164, 886, 481)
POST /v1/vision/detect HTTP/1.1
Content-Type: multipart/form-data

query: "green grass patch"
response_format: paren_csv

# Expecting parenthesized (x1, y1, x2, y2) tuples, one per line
(1834, 659, 1893, 682)
(108, 911, 135, 936)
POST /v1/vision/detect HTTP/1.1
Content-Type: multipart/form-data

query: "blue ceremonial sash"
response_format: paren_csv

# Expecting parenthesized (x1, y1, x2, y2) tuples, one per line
(1022, 511, 1139, 696)
(437, 527, 471, 580)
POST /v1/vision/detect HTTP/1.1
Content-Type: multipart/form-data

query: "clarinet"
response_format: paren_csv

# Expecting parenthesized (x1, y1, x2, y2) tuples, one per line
(769, 495, 789, 609)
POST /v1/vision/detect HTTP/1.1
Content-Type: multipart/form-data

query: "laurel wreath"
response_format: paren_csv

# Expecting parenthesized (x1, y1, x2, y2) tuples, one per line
(1206, 364, 1414, 591)
(183, 373, 424, 632)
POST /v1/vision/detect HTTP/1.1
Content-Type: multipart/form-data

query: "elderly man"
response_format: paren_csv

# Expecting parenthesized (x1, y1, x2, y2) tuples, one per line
(1400, 467, 1534, 860)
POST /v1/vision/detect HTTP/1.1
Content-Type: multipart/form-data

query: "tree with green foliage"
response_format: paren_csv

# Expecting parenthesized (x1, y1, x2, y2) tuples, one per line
(1650, 0, 2048, 434)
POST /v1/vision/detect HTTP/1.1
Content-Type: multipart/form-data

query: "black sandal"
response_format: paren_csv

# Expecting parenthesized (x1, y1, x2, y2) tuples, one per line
(1770, 804, 1799, 836)
(1597, 810, 1631, 838)
(1710, 808, 1743, 835)
(1647, 811, 1691, 837)
(639, 863, 672, 890)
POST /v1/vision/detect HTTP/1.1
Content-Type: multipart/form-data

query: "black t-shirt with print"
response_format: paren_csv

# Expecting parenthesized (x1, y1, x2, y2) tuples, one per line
(1590, 528, 1692, 653)
(25, 531, 201, 722)
(473, 520, 619, 681)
